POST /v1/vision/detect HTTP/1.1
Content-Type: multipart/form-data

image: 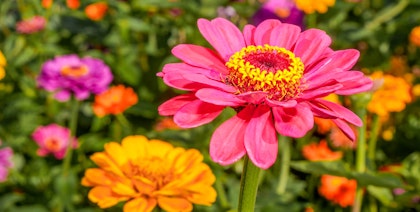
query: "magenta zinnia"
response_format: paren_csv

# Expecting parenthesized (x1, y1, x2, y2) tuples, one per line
(157, 18, 372, 169)
(37, 54, 113, 101)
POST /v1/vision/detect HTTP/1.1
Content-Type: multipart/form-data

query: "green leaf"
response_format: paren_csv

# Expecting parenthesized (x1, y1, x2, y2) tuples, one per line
(367, 186, 396, 207)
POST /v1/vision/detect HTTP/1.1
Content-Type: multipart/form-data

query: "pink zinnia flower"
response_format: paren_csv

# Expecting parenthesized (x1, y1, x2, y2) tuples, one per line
(32, 124, 78, 159)
(37, 54, 113, 102)
(0, 142, 13, 182)
(157, 18, 373, 169)
(16, 16, 46, 34)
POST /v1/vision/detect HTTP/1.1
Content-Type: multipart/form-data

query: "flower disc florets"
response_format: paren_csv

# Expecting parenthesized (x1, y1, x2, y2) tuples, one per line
(225, 44, 304, 101)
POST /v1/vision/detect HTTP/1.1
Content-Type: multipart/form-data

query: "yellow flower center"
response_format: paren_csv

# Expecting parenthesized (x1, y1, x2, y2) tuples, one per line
(130, 157, 173, 189)
(60, 65, 89, 78)
(225, 44, 305, 101)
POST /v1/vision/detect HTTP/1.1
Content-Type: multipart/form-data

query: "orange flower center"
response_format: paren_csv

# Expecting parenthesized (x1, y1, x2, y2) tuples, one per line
(225, 45, 305, 101)
(45, 137, 62, 152)
(60, 65, 89, 78)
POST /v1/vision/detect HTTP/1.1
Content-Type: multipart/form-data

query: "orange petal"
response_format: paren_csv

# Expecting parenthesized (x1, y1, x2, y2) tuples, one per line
(121, 135, 149, 161)
(104, 142, 129, 167)
(88, 186, 128, 208)
(148, 140, 174, 157)
(157, 196, 192, 212)
(90, 152, 124, 177)
(81, 168, 115, 187)
(123, 197, 157, 212)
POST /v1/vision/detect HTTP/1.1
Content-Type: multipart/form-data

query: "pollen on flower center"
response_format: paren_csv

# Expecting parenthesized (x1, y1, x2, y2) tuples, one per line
(60, 65, 89, 78)
(225, 44, 305, 101)
(45, 137, 61, 151)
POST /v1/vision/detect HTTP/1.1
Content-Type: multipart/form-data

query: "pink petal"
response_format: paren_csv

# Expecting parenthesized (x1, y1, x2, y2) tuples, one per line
(197, 18, 245, 61)
(300, 81, 342, 100)
(269, 24, 301, 50)
(236, 91, 268, 104)
(305, 49, 360, 77)
(265, 98, 297, 108)
(293, 29, 332, 67)
(307, 100, 339, 119)
(334, 71, 373, 95)
(171, 44, 228, 74)
(158, 94, 196, 116)
(182, 73, 237, 93)
(210, 106, 254, 165)
(174, 99, 224, 128)
(254, 19, 282, 45)
(332, 119, 356, 141)
(272, 103, 314, 138)
(243, 24, 256, 46)
(316, 99, 363, 127)
(244, 105, 278, 169)
(162, 63, 222, 81)
(195, 88, 245, 106)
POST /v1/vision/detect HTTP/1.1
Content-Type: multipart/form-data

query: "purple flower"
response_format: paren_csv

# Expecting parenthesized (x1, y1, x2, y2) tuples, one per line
(37, 54, 113, 101)
(252, 0, 305, 30)
(32, 124, 78, 160)
(16, 16, 46, 34)
(0, 144, 13, 182)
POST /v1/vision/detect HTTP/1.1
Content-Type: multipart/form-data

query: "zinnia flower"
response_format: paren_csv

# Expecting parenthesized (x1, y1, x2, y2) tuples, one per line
(16, 16, 46, 34)
(0, 143, 13, 182)
(32, 124, 78, 159)
(294, 0, 335, 14)
(302, 139, 342, 161)
(85, 2, 108, 21)
(409, 26, 420, 47)
(42, 0, 53, 9)
(318, 175, 357, 207)
(81, 135, 217, 212)
(367, 71, 412, 117)
(92, 85, 138, 117)
(66, 0, 80, 9)
(155, 117, 182, 131)
(252, 0, 305, 30)
(157, 18, 372, 169)
(330, 124, 357, 149)
(0, 51, 6, 80)
(37, 54, 113, 102)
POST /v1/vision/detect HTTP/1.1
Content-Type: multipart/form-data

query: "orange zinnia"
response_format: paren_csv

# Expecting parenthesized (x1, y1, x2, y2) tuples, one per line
(302, 140, 342, 161)
(42, 0, 53, 9)
(318, 175, 357, 207)
(66, 0, 80, 9)
(409, 26, 420, 47)
(92, 85, 138, 117)
(81, 135, 217, 212)
(85, 2, 108, 21)
(294, 0, 335, 14)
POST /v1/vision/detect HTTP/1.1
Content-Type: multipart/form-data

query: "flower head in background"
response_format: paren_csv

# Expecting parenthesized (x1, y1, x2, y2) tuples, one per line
(0, 142, 13, 182)
(367, 71, 412, 118)
(154, 117, 182, 131)
(252, 0, 305, 30)
(32, 124, 78, 159)
(66, 0, 80, 9)
(330, 124, 357, 149)
(92, 85, 138, 117)
(37, 54, 113, 102)
(294, 0, 335, 14)
(0, 51, 6, 80)
(409, 26, 420, 47)
(81, 135, 217, 212)
(85, 2, 108, 21)
(41, 0, 53, 9)
(302, 140, 342, 161)
(16, 15, 46, 34)
(319, 175, 357, 207)
(157, 18, 372, 169)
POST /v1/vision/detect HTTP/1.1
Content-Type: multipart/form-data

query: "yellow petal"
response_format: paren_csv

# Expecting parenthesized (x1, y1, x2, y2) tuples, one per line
(157, 196, 192, 212)
(121, 135, 149, 161)
(186, 186, 217, 206)
(148, 140, 174, 157)
(104, 142, 128, 167)
(123, 197, 157, 212)
(88, 186, 128, 208)
(111, 181, 137, 196)
(81, 168, 114, 186)
(0, 51, 6, 67)
(90, 152, 124, 176)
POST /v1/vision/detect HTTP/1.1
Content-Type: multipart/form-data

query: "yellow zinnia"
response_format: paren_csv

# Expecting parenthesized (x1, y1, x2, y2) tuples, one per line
(0, 51, 6, 80)
(294, 0, 335, 14)
(81, 135, 217, 212)
(367, 71, 412, 117)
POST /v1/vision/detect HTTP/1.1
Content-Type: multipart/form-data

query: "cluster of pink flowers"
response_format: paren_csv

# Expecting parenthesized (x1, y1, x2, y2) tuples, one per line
(0, 142, 13, 182)
(16, 16, 46, 34)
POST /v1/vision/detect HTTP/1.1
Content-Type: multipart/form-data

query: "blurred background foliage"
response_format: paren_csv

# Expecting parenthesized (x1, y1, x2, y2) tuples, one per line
(0, 0, 420, 211)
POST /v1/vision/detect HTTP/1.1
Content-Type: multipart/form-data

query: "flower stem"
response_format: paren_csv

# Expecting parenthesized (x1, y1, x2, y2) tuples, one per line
(367, 114, 381, 163)
(276, 136, 291, 194)
(352, 108, 367, 212)
(238, 155, 261, 212)
(62, 99, 79, 176)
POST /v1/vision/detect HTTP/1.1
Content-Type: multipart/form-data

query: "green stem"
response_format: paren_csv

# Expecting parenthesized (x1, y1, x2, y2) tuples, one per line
(276, 136, 291, 194)
(62, 99, 79, 176)
(238, 155, 261, 212)
(367, 114, 381, 163)
(352, 109, 367, 212)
